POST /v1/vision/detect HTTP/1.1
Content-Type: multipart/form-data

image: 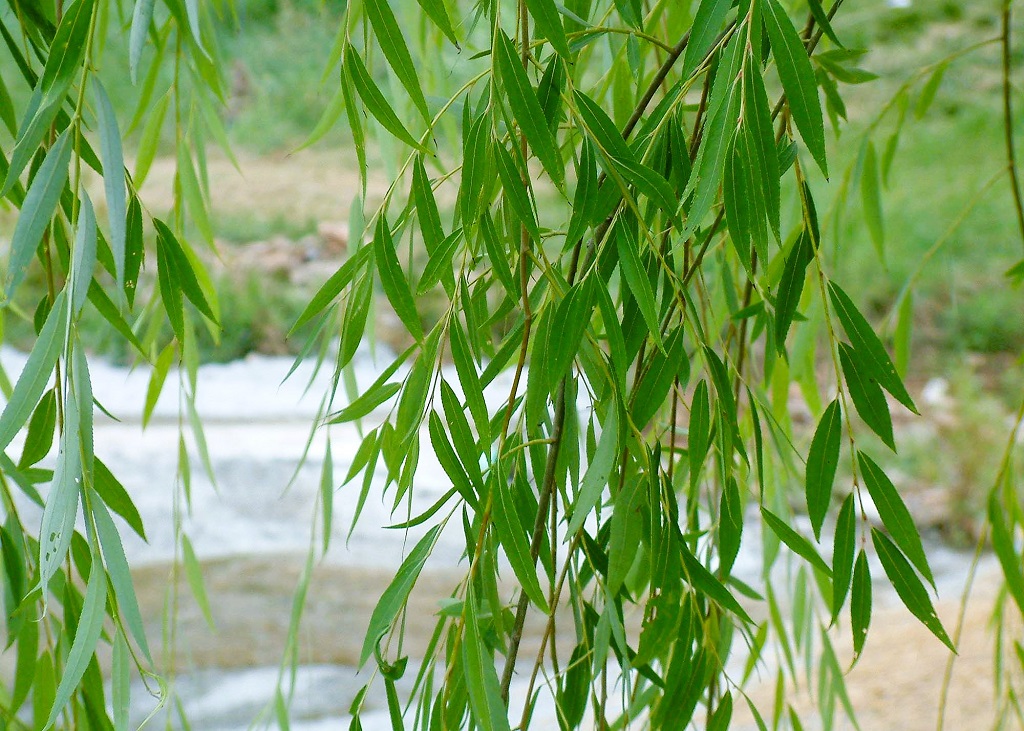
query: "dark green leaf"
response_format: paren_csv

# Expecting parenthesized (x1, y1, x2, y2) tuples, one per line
(858, 452, 934, 588)
(290, 244, 373, 334)
(494, 31, 564, 186)
(568, 408, 618, 536)
(829, 282, 917, 413)
(851, 549, 871, 660)
(525, 0, 571, 60)
(681, 543, 753, 624)
(344, 48, 430, 154)
(760, 507, 832, 577)
(989, 489, 1024, 615)
(831, 493, 856, 623)
(805, 399, 841, 541)
(616, 224, 664, 351)
(492, 470, 548, 611)
(631, 326, 687, 427)
(871, 529, 954, 652)
(764, 0, 827, 175)
(39, 0, 95, 104)
(93, 79, 127, 294)
(328, 382, 401, 424)
(153, 219, 216, 323)
(839, 342, 894, 449)
(18, 389, 56, 469)
(374, 216, 423, 340)
(681, 0, 732, 79)
(363, 0, 430, 123)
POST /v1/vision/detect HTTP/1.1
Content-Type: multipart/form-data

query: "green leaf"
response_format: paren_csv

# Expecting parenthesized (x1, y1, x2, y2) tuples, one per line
(839, 342, 894, 449)
(18, 388, 56, 469)
(92, 496, 152, 662)
(494, 143, 541, 244)
(329, 382, 401, 424)
(681, 0, 732, 79)
(182, 533, 215, 629)
(448, 316, 488, 443)
(363, 0, 430, 123)
(525, 0, 571, 60)
(828, 282, 917, 413)
(374, 216, 423, 340)
(989, 489, 1024, 616)
(858, 452, 934, 588)
(360, 525, 440, 668)
(616, 224, 664, 352)
(412, 156, 445, 256)
(680, 543, 753, 624)
(414, 0, 459, 47)
(764, 0, 827, 175)
(719, 477, 742, 576)
(851, 549, 871, 660)
(6, 129, 72, 299)
(0, 290, 68, 453)
(871, 529, 954, 652)
(344, 48, 430, 154)
(39, 373, 81, 602)
(831, 493, 856, 624)
(568, 408, 618, 535)
(290, 244, 373, 334)
(70, 192, 98, 317)
(860, 140, 884, 260)
(915, 62, 947, 119)
(631, 326, 687, 427)
(760, 507, 832, 577)
(462, 594, 513, 731)
(546, 278, 595, 390)
(427, 412, 477, 507)
(94, 459, 147, 540)
(688, 380, 712, 491)
(39, 0, 96, 105)
(494, 31, 564, 186)
(320, 441, 334, 556)
(775, 231, 813, 354)
(129, 0, 156, 83)
(92, 79, 127, 295)
(45, 549, 106, 730)
(153, 219, 217, 323)
(491, 470, 548, 612)
(805, 398, 841, 541)
(125, 195, 144, 307)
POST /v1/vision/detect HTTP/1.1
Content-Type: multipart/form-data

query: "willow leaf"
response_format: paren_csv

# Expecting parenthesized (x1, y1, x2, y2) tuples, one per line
(805, 398, 841, 540)
(374, 216, 423, 340)
(364, 0, 430, 123)
(764, 0, 827, 175)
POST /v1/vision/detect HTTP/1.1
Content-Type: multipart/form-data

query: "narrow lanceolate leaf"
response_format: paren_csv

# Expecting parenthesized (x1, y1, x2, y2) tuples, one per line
(0, 291, 68, 452)
(525, 0, 571, 60)
(92, 497, 152, 662)
(462, 594, 513, 731)
(414, 0, 459, 47)
(760, 507, 832, 577)
(344, 48, 430, 154)
(93, 80, 127, 293)
(494, 143, 541, 244)
(492, 472, 548, 612)
(860, 140, 884, 261)
(763, 0, 827, 175)
(129, 0, 156, 83)
(568, 408, 618, 536)
(320, 441, 334, 556)
(417, 229, 462, 295)
(494, 31, 564, 186)
(289, 244, 373, 334)
(858, 452, 934, 588)
(680, 544, 753, 624)
(18, 389, 56, 469)
(631, 326, 687, 427)
(831, 493, 856, 623)
(329, 382, 400, 424)
(838, 343, 894, 449)
(688, 380, 712, 491)
(39, 0, 96, 104)
(71, 192, 98, 317)
(871, 530, 954, 652)
(805, 399, 841, 541)
(182, 533, 215, 628)
(828, 282, 918, 413)
(374, 216, 422, 340)
(39, 349, 81, 603)
(112, 631, 130, 731)
(360, 526, 440, 668)
(775, 231, 813, 354)
(616, 224, 664, 351)
(153, 219, 216, 322)
(6, 129, 72, 299)
(989, 489, 1024, 615)
(681, 0, 732, 78)
(745, 58, 782, 240)
(851, 550, 871, 660)
(45, 552, 106, 730)
(363, 0, 430, 123)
